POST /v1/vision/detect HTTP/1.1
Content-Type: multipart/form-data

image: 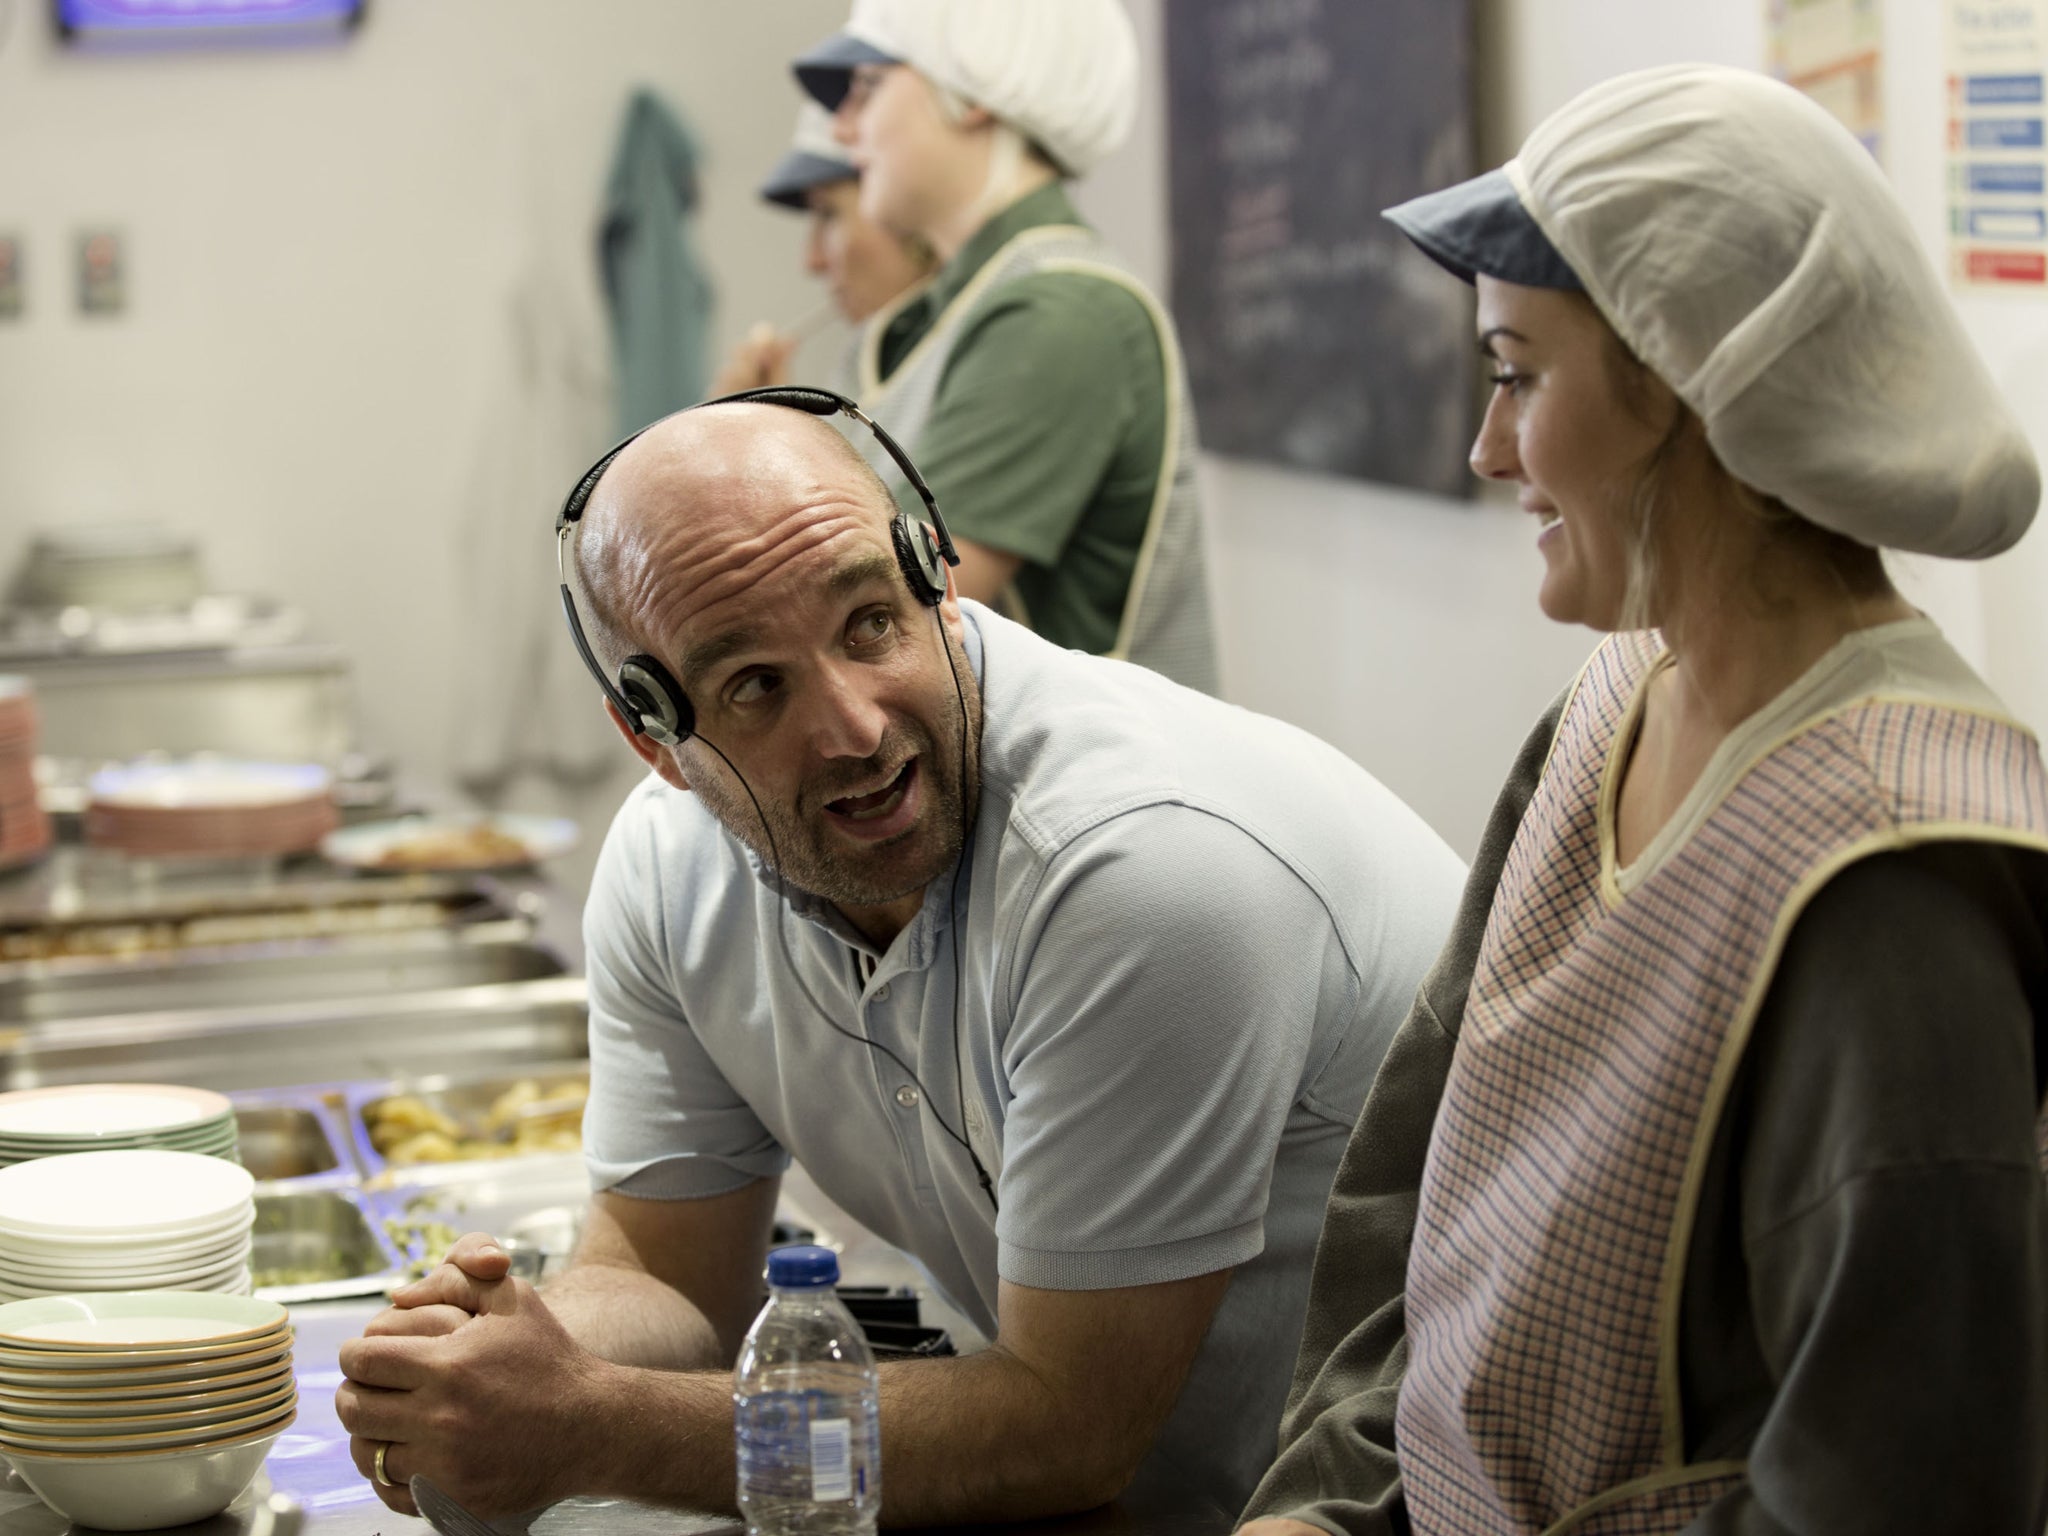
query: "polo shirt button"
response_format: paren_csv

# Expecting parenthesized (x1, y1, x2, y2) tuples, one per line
(895, 1085, 921, 1109)
(872, 983, 891, 1002)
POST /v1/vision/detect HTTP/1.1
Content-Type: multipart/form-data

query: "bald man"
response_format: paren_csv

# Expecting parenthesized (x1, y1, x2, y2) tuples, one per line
(335, 403, 1464, 1525)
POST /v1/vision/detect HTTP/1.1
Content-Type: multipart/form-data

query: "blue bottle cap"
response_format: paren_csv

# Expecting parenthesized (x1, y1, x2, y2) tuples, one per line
(766, 1244, 840, 1288)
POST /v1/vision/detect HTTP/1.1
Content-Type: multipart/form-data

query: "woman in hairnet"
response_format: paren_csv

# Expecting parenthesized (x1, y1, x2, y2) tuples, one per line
(791, 0, 1220, 693)
(1239, 64, 2048, 1536)
(708, 102, 936, 396)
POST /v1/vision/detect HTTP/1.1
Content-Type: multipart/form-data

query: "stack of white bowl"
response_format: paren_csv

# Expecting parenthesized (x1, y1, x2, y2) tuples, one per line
(0, 1292, 295, 1530)
(0, 1150, 256, 1301)
(0, 1083, 240, 1172)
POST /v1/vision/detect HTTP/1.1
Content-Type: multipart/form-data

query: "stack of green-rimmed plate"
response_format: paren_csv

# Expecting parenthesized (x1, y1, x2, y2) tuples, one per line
(0, 1291, 295, 1529)
(0, 1085, 239, 1171)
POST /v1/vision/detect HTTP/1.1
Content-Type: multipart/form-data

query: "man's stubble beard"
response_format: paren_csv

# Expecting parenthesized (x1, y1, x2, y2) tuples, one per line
(684, 626, 983, 911)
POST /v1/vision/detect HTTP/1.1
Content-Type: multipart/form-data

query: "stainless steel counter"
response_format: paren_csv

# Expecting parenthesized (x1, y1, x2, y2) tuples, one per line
(0, 847, 1232, 1536)
(0, 1287, 1228, 1536)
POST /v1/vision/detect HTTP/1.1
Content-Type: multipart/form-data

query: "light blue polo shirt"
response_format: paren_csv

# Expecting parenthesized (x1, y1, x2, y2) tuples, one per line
(581, 603, 1464, 1509)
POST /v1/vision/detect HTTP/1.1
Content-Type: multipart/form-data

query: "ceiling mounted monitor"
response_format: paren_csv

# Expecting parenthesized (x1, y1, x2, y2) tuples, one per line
(55, 0, 366, 46)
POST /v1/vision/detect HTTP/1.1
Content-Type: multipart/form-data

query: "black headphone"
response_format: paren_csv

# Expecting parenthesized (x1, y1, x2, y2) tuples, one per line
(553, 383, 997, 1212)
(554, 384, 960, 744)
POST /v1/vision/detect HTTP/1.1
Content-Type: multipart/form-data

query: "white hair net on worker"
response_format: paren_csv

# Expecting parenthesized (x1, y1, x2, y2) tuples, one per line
(796, 0, 1139, 178)
(1509, 63, 2038, 558)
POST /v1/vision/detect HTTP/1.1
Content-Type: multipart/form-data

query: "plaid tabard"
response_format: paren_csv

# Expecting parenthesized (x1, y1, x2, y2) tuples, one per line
(1397, 630, 2048, 1536)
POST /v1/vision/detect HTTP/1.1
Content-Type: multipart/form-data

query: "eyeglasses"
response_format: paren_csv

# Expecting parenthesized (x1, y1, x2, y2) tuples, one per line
(841, 63, 896, 113)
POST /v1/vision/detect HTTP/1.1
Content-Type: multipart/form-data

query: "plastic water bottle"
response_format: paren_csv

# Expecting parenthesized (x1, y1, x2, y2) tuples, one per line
(734, 1245, 881, 1536)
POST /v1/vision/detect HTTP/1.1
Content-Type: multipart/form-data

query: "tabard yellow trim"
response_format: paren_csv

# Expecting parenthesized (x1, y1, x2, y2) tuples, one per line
(854, 225, 1092, 404)
(1596, 675, 2043, 914)
(1595, 646, 1669, 910)
(1030, 256, 1183, 662)
(1541, 1459, 1748, 1535)
(1539, 640, 1613, 785)
(1653, 817, 2048, 1465)
(1567, 643, 2048, 1470)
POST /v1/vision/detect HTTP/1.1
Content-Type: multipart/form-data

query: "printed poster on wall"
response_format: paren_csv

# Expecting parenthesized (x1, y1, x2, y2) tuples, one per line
(1946, 0, 2048, 291)
(1767, 0, 1884, 160)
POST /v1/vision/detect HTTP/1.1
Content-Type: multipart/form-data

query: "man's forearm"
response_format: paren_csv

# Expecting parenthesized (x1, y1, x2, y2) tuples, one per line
(542, 1262, 730, 1371)
(577, 1346, 1146, 1522)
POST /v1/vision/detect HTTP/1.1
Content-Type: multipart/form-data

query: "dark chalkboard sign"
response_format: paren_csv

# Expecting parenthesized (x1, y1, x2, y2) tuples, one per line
(1167, 0, 1476, 494)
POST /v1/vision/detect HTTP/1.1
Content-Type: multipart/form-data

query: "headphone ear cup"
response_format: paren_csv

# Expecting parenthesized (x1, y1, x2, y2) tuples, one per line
(892, 513, 948, 607)
(618, 656, 693, 744)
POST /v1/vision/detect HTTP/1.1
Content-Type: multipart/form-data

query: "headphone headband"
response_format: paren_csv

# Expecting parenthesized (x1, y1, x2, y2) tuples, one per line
(555, 386, 960, 744)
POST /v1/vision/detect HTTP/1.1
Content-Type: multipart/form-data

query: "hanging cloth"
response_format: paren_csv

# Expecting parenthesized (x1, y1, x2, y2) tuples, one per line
(452, 95, 619, 802)
(600, 89, 715, 437)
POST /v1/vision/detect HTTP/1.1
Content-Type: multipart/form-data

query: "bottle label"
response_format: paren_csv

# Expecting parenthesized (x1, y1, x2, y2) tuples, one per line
(809, 1417, 852, 1501)
(736, 1391, 866, 1504)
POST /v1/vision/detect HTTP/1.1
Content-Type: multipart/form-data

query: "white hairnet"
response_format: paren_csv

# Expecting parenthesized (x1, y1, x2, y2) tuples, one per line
(822, 0, 1138, 178)
(1508, 63, 2038, 559)
(789, 101, 851, 167)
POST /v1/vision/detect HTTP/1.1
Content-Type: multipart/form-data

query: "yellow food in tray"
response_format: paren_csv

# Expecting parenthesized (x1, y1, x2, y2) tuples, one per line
(365, 1079, 588, 1168)
(368, 823, 534, 872)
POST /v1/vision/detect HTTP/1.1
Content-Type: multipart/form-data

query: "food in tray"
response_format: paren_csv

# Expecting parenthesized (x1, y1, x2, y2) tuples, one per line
(324, 813, 577, 873)
(364, 1078, 589, 1168)
(0, 898, 455, 964)
(383, 1199, 468, 1282)
(367, 822, 536, 872)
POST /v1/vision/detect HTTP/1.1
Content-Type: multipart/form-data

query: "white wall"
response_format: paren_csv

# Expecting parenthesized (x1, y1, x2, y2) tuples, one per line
(0, 0, 847, 826)
(1078, 0, 2043, 859)
(5, 1, 2045, 872)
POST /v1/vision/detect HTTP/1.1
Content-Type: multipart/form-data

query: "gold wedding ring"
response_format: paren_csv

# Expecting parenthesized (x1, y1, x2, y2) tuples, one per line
(373, 1441, 398, 1488)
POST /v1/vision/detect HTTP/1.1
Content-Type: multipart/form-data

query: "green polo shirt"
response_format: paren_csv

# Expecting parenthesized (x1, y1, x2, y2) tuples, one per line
(875, 183, 1168, 658)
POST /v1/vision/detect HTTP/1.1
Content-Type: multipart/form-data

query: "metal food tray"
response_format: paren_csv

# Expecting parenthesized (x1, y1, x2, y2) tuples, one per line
(234, 1096, 355, 1190)
(0, 926, 562, 1023)
(0, 874, 513, 963)
(251, 1187, 407, 1304)
(345, 1060, 592, 1187)
(0, 975, 589, 1094)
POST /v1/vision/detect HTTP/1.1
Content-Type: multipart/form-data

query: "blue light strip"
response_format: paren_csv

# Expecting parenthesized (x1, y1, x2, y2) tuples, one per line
(57, 0, 362, 32)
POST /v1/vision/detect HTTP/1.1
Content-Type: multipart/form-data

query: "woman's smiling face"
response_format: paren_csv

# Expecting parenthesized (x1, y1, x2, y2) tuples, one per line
(1469, 277, 1681, 631)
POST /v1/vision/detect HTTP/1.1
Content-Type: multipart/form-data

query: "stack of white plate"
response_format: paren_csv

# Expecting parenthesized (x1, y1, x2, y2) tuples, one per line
(0, 1084, 240, 1171)
(0, 1292, 295, 1530)
(0, 1151, 256, 1301)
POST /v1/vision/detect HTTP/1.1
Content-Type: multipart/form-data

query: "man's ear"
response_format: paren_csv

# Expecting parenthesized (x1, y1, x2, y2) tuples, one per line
(604, 701, 691, 793)
(936, 562, 965, 637)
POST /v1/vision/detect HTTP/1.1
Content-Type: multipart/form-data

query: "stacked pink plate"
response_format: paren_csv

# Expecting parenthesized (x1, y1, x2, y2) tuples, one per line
(85, 759, 336, 860)
(0, 677, 50, 872)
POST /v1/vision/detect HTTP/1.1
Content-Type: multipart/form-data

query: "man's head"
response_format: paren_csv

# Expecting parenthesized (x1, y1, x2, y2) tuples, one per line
(572, 404, 980, 918)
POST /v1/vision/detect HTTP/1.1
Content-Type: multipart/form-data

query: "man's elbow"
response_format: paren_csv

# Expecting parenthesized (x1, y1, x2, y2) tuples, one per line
(1034, 1419, 1155, 1513)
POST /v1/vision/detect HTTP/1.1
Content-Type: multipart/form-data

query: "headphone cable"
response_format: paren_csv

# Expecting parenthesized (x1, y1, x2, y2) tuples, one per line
(690, 618, 994, 1211)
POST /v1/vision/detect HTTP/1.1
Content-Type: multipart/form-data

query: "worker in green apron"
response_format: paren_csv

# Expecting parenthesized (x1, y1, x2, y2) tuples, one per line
(793, 0, 1220, 694)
